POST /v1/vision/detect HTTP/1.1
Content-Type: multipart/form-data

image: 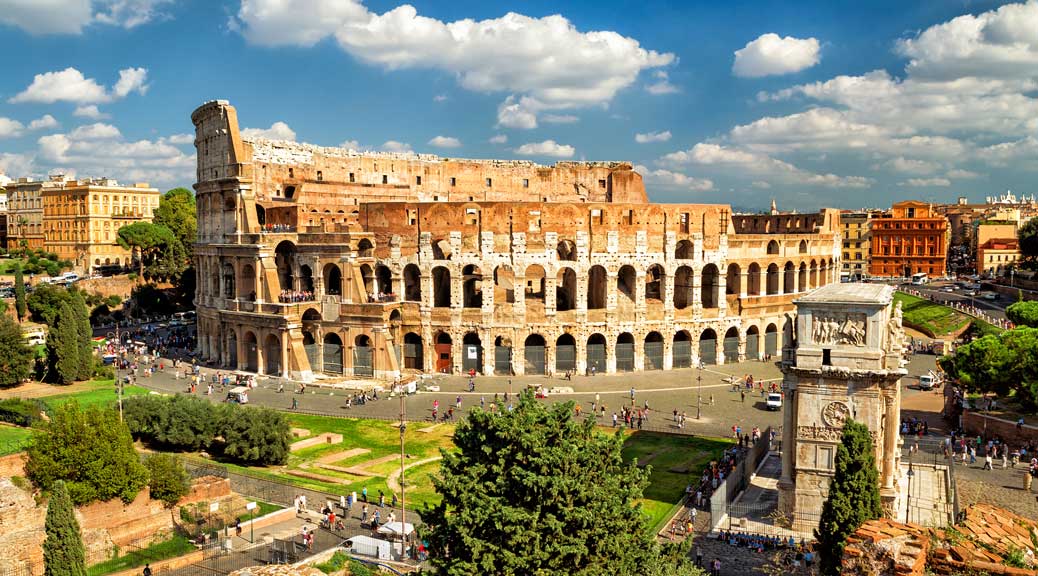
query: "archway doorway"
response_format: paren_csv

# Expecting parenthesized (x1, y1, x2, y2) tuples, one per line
(699, 329, 717, 365)
(586, 334, 606, 374)
(616, 332, 635, 372)
(354, 335, 373, 377)
(723, 327, 740, 364)
(435, 332, 453, 373)
(403, 333, 423, 371)
(323, 333, 343, 374)
(673, 331, 692, 368)
(462, 332, 482, 374)
(556, 333, 576, 374)
(644, 331, 664, 370)
(524, 334, 546, 375)
(494, 336, 512, 375)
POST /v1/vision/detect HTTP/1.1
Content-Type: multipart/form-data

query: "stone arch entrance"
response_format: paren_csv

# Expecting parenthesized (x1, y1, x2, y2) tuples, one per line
(616, 332, 635, 372)
(746, 325, 760, 361)
(723, 327, 740, 364)
(673, 330, 692, 368)
(644, 331, 664, 370)
(354, 334, 373, 377)
(435, 332, 453, 373)
(494, 336, 512, 375)
(524, 334, 546, 375)
(403, 264, 421, 302)
(587, 265, 607, 309)
(323, 333, 343, 374)
(264, 333, 280, 375)
(699, 328, 717, 365)
(556, 333, 576, 374)
(403, 333, 423, 371)
(586, 333, 606, 374)
(243, 331, 258, 372)
(765, 323, 779, 357)
(462, 332, 482, 374)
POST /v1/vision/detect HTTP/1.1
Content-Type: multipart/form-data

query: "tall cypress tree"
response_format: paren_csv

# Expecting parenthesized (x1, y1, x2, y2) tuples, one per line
(14, 265, 26, 322)
(815, 419, 883, 576)
(69, 291, 94, 380)
(43, 480, 88, 576)
(46, 303, 82, 384)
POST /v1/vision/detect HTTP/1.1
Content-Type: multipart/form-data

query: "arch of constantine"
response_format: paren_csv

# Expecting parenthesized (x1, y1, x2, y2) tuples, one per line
(191, 100, 842, 381)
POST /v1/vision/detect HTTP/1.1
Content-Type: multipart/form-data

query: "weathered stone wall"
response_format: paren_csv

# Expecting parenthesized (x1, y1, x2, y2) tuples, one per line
(0, 474, 231, 576)
(0, 452, 26, 477)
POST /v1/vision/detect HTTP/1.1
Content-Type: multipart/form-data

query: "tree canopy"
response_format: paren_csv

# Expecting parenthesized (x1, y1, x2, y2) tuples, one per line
(26, 400, 148, 506)
(1019, 217, 1038, 263)
(1007, 301, 1038, 328)
(423, 392, 690, 576)
(43, 480, 87, 576)
(27, 283, 74, 324)
(14, 265, 26, 321)
(816, 420, 884, 576)
(939, 327, 1038, 410)
(0, 314, 34, 387)
(144, 453, 191, 508)
(153, 187, 196, 258)
(116, 222, 176, 278)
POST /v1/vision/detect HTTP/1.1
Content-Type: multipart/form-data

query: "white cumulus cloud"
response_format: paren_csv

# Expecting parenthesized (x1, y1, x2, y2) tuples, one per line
(9, 66, 148, 104)
(70, 122, 121, 140)
(380, 140, 412, 153)
(0, 118, 24, 139)
(0, 0, 172, 35)
(946, 169, 983, 179)
(635, 165, 713, 192)
(635, 130, 672, 144)
(900, 178, 951, 187)
(646, 70, 679, 95)
(733, 33, 820, 78)
(241, 121, 297, 141)
(28, 115, 59, 130)
(543, 114, 579, 124)
(73, 105, 109, 119)
(489, 134, 507, 144)
(659, 143, 871, 188)
(427, 135, 461, 148)
(235, 1, 674, 127)
(497, 96, 541, 130)
(515, 140, 575, 158)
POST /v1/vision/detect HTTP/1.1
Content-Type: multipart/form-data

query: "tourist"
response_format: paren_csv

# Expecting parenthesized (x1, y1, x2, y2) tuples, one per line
(695, 547, 703, 567)
(711, 558, 721, 576)
(143, 564, 152, 576)
(362, 487, 368, 502)
(983, 452, 993, 470)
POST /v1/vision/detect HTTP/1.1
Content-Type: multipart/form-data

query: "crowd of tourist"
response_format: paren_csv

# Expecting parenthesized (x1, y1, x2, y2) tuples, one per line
(279, 289, 314, 303)
(367, 291, 398, 303)
(261, 223, 294, 233)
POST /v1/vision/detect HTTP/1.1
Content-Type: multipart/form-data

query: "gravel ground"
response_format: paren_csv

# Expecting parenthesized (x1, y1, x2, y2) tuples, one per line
(957, 475, 1038, 520)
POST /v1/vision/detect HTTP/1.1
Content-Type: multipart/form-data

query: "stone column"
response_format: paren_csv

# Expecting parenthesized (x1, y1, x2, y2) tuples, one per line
(605, 339, 616, 374)
(882, 393, 897, 490)
(281, 330, 290, 379)
(606, 271, 618, 310)
(450, 266, 461, 310)
(780, 386, 795, 482)
(717, 273, 727, 314)
(740, 272, 749, 298)
(663, 338, 673, 370)
(633, 338, 644, 372)
(237, 332, 246, 371)
(545, 276, 557, 315)
(255, 336, 265, 375)
(481, 329, 494, 376)
(759, 268, 768, 296)
(692, 269, 703, 315)
(255, 263, 264, 303)
(576, 272, 588, 313)
(635, 272, 646, 310)
(663, 269, 675, 315)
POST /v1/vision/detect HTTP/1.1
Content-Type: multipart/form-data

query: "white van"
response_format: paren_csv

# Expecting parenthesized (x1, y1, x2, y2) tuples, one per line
(61, 272, 80, 283)
(766, 393, 783, 411)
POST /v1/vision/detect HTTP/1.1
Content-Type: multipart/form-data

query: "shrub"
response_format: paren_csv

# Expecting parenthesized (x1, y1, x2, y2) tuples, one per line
(0, 398, 46, 427)
(218, 406, 291, 466)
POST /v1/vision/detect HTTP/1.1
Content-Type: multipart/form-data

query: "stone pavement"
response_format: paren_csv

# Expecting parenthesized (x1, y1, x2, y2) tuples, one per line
(716, 454, 817, 539)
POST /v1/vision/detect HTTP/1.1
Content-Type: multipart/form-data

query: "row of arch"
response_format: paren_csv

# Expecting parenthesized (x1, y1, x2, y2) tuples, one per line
(432, 237, 811, 261)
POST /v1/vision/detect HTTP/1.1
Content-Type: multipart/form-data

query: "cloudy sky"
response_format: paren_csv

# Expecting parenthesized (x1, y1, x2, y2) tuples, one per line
(1, 0, 1037, 211)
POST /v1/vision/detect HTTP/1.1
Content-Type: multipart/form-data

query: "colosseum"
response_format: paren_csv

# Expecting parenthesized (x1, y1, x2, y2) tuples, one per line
(192, 101, 841, 382)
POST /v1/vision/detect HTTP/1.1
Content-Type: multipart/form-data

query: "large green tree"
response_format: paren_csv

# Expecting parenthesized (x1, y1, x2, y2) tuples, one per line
(0, 314, 34, 387)
(144, 453, 190, 508)
(940, 327, 1038, 410)
(26, 400, 148, 506)
(1019, 217, 1038, 263)
(423, 392, 675, 576)
(220, 406, 291, 465)
(1007, 301, 1038, 328)
(45, 302, 83, 384)
(116, 222, 175, 278)
(14, 265, 26, 321)
(43, 480, 87, 576)
(816, 419, 883, 576)
(68, 290, 94, 380)
(152, 187, 196, 258)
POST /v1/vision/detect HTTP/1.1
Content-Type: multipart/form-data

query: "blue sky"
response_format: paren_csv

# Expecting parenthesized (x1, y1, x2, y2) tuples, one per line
(1, 0, 1036, 211)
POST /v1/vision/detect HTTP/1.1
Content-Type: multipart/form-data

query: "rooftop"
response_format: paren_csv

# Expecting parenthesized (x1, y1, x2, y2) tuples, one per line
(795, 282, 893, 305)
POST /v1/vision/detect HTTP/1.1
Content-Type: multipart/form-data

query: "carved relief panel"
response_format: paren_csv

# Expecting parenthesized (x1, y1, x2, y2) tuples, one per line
(812, 312, 866, 346)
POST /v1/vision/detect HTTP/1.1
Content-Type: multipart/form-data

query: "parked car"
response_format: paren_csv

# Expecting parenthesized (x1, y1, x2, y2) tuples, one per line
(766, 393, 783, 411)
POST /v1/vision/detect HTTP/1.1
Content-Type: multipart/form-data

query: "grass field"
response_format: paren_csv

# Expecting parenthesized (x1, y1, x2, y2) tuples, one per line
(619, 431, 734, 532)
(41, 379, 152, 411)
(0, 425, 33, 455)
(894, 292, 971, 337)
(223, 413, 730, 530)
(86, 534, 195, 576)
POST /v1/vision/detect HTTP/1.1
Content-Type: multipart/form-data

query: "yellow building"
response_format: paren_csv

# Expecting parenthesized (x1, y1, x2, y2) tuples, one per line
(976, 238, 1020, 277)
(840, 211, 875, 281)
(41, 178, 160, 272)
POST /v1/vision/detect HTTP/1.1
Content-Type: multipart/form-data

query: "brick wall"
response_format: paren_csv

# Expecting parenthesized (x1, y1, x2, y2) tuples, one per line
(962, 410, 1038, 444)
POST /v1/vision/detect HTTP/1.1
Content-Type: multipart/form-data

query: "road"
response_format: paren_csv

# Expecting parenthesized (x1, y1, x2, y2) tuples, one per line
(899, 280, 1010, 322)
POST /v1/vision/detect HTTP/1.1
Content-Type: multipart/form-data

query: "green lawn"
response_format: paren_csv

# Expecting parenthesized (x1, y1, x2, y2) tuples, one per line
(0, 425, 33, 455)
(42, 379, 152, 412)
(619, 431, 734, 532)
(894, 292, 971, 337)
(86, 534, 195, 576)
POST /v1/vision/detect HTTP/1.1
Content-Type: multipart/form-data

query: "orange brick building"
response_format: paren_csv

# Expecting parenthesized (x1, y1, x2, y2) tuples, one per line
(869, 201, 948, 278)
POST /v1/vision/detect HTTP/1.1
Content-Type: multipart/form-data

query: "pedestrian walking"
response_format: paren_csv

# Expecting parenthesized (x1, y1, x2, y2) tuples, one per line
(740, 390, 745, 403)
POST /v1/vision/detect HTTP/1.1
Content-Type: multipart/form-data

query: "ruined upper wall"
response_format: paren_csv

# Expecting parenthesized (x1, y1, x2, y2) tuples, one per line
(191, 100, 646, 206)
(732, 209, 841, 235)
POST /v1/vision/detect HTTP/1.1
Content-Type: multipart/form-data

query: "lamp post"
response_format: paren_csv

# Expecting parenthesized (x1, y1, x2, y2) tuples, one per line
(696, 360, 704, 420)
(905, 462, 915, 524)
(399, 389, 408, 559)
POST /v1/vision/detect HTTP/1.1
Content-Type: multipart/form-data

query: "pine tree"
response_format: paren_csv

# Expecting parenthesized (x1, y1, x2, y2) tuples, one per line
(424, 392, 670, 576)
(43, 480, 88, 576)
(46, 303, 82, 384)
(0, 314, 34, 386)
(14, 265, 26, 322)
(815, 419, 883, 576)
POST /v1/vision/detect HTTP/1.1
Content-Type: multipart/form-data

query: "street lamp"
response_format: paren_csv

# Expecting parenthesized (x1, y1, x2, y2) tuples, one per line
(905, 462, 915, 524)
(398, 390, 408, 559)
(696, 360, 705, 420)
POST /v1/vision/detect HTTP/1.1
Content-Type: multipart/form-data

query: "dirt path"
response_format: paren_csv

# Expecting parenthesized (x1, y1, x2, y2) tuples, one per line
(386, 456, 443, 495)
(0, 380, 100, 400)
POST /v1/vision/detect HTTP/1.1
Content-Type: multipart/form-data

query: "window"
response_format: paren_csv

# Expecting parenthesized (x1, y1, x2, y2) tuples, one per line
(522, 178, 529, 188)
(907, 207, 916, 218)
(817, 446, 834, 470)
(288, 168, 294, 178)
(408, 209, 418, 226)
(416, 176, 422, 185)
(450, 177, 456, 187)
(485, 178, 492, 188)
(680, 212, 690, 233)
(317, 170, 323, 181)
(349, 172, 355, 183)
(598, 179, 606, 189)
(843, 252, 850, 260)
(822, 349, 831, 366)
(382, 175, 388, 184)
(591, 209, 603, 224)
(529, 211, 541, 232)
(622, 210, 633, 225)
(466, 208, 479, 226)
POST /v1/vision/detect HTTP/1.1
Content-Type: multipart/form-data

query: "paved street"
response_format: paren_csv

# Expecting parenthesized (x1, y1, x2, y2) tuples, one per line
(132, 349, 942, 441)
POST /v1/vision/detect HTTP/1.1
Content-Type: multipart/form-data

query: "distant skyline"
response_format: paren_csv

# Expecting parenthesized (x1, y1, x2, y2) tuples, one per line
(0, 0, 1036, 211)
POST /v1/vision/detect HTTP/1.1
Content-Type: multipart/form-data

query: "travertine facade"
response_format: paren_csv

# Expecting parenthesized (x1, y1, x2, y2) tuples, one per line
(192, 100, 842, 381)
(778, 283, 907, 527)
